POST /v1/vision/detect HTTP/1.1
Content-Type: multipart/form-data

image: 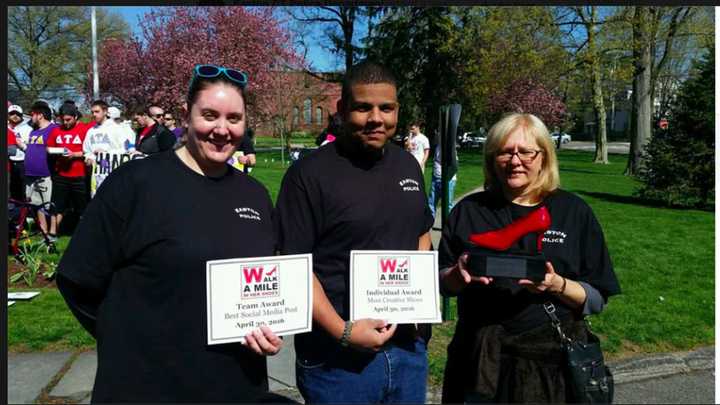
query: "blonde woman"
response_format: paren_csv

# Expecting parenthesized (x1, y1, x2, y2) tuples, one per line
(438, 113, 620, 403)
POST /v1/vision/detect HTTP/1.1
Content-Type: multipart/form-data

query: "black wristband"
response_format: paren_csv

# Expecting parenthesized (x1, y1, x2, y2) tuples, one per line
(340, 320, 353, 347)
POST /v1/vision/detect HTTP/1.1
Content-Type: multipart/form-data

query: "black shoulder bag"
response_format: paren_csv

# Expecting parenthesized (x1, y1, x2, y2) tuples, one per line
(543, 302, 614, 404)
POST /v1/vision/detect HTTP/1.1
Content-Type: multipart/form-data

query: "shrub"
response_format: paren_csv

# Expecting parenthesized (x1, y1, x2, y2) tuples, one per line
(636, 49, 714, 208)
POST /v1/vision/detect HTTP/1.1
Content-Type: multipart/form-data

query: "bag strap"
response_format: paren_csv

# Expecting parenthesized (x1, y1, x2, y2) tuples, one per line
(543, 301, 573, 345)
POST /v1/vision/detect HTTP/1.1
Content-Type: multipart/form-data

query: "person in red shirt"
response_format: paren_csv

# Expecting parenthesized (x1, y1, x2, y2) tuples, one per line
(46, 102, 92, 236)
(7, 128, 17, 175)
(132, 105, 175, 155)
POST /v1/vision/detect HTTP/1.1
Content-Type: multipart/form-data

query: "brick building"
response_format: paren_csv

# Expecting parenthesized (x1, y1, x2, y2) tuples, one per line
(254, 71, 341, 137)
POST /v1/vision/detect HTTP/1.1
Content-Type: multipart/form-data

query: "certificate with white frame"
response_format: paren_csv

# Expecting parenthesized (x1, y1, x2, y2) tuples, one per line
(206, 254, 313, 345)
(349, 250, 442, 324)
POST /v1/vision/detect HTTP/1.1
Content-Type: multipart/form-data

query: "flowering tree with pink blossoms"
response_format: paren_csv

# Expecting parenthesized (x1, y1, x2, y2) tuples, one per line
(487, 78, 567, 128)
(94, 6, 305, 128)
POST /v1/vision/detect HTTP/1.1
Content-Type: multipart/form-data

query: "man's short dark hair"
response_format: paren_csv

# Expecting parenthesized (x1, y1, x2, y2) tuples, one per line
(341, 60, 397, 102)
(130, 106, 147, 117)
(30, 101, 52, 121)
(91, 99, 109, 110)
(59, 102, 79, 117)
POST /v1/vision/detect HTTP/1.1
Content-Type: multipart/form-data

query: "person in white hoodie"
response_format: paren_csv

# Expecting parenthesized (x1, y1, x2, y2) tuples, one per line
(84, 100, 138, 196)
(83, 100, 135, 163)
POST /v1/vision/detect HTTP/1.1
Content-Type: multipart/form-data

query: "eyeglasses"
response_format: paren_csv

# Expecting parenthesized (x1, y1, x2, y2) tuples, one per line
(496, 149, 542, 163)
(191, 64, 248, 89)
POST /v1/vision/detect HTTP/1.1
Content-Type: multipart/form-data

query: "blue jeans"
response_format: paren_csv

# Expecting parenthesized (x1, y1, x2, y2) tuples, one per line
(296, 339, 428, 404)
(428, 175, 456, 218)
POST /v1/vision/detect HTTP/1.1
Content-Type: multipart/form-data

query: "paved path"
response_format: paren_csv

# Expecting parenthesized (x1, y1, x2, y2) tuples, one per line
(7, 344, 714, 403)
(560, 141, 630, 154)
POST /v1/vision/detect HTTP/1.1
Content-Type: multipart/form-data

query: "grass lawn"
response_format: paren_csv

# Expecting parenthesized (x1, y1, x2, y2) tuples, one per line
(8, 287, 95, 352)
(7, 148, 714, 388)
(254, 134, 318, 149)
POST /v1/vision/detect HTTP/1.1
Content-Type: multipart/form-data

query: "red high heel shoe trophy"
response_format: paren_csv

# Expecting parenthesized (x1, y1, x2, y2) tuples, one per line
(466, 206, 550, 282)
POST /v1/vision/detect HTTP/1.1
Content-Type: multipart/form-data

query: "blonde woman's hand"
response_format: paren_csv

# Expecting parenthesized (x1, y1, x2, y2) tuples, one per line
(441, 253, 493, 294)
(518, 262, 564, 294)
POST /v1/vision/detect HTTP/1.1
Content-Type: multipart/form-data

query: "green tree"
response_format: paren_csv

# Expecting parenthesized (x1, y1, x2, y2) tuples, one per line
(284, 6, 381, 73)
(452, 7, 571, 130)
(636, 49, 714, 208)
(554, 6, 634, 149)
(624, 6, 709, 176)
(571, 7, 613, 163)
(7, 6, 129, 105)
(365, 7, 460, 138)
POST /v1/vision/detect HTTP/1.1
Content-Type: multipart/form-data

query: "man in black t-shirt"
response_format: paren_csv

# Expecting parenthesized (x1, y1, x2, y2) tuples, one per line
(275, 61, 434, 404)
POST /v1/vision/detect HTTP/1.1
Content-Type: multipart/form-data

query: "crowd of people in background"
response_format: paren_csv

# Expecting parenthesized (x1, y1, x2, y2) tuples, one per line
(7, 91, 463, 252)
(6, 98, 258, 250)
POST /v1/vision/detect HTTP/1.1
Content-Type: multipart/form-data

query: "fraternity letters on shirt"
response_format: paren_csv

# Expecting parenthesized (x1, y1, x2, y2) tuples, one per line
(24, 123, 59, 177)
(49, 130, 86, 147)
(83, 120, 134, 157)
(48, 123, 91, 177)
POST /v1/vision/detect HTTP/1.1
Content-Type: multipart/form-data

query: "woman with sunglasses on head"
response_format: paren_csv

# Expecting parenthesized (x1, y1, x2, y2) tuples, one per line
(438, 113, 621, 403)
(57, 65, 285, 403)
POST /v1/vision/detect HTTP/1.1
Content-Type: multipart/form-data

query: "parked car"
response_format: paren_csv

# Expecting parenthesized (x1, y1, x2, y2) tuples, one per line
(458, 130, 486, 149)
(551, 132, 572, 144)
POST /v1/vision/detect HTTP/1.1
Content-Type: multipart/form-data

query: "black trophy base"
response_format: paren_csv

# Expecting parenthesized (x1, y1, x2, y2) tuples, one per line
(467, 249, 547, 282)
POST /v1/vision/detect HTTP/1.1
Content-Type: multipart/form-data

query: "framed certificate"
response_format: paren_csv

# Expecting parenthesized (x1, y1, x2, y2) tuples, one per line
(349, 250, 442, 324)
(206, 254, 313, 345)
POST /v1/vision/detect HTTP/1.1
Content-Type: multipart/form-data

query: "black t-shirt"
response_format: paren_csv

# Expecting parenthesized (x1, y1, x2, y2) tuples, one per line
(57, 150, 275, 402)
(439, 189, 621, 335)
(274, 141, 434, 358)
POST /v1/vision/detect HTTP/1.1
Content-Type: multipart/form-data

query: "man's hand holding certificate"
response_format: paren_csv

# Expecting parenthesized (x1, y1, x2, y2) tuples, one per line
(206, 254, 313, 345)
(349, 251, 441, 324)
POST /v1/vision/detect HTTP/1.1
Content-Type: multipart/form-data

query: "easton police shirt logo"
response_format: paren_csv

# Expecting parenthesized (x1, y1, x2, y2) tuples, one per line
(378, 257, 410, 286)
(542, 230, 567, 245)
(235, 207, 262, 221)
(241, 264, 280, 299)
(399, 179, 420, 192)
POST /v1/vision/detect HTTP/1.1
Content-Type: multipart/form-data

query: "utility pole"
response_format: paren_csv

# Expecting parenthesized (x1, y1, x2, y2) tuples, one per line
(439, 103, 461, 321)
(92, 6, 99, 100)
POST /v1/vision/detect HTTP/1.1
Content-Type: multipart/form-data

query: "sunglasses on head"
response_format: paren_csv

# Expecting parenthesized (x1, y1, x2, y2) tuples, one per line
(191, 64, 248, 89)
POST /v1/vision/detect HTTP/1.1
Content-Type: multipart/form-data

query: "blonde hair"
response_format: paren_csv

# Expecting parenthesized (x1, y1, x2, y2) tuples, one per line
(483, 113, 560, 200)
